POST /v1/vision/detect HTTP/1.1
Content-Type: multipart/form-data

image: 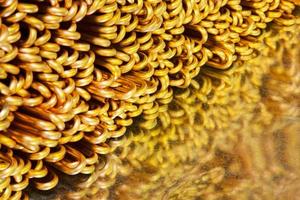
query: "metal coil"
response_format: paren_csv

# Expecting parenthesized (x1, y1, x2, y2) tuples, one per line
(41, 23, 300, 200)
(0, 0, 300, 199)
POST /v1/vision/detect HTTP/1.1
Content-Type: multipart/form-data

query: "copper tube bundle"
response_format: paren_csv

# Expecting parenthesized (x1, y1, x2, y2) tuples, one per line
(30, 21, 300, 200)
(0, 0, 300, 199)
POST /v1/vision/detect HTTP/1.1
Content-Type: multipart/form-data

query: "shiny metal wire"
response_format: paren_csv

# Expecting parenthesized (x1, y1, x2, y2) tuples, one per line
(51, 30, 300, 199)
(0, 0, 300, 199)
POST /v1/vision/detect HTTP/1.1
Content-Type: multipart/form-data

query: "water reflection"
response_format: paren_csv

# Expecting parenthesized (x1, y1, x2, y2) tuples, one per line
(30, 26, 300, 200)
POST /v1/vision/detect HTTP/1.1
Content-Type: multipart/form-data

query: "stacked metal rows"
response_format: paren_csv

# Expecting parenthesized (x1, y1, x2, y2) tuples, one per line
(48, 21, 300, 200)
(0, 0, 300, 199)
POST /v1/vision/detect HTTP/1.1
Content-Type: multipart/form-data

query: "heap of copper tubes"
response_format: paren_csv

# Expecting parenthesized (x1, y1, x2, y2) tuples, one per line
(0, 0, 300, 199)
(41, 21, 298, 200)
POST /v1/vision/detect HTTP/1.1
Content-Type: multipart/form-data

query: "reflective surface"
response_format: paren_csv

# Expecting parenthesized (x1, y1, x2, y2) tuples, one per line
(28, 25, 300, 200)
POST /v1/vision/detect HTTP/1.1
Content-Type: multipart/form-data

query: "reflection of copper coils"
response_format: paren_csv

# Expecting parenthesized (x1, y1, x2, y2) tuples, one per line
(0, 0, 300, 199)
(110, 25, 300, 200)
